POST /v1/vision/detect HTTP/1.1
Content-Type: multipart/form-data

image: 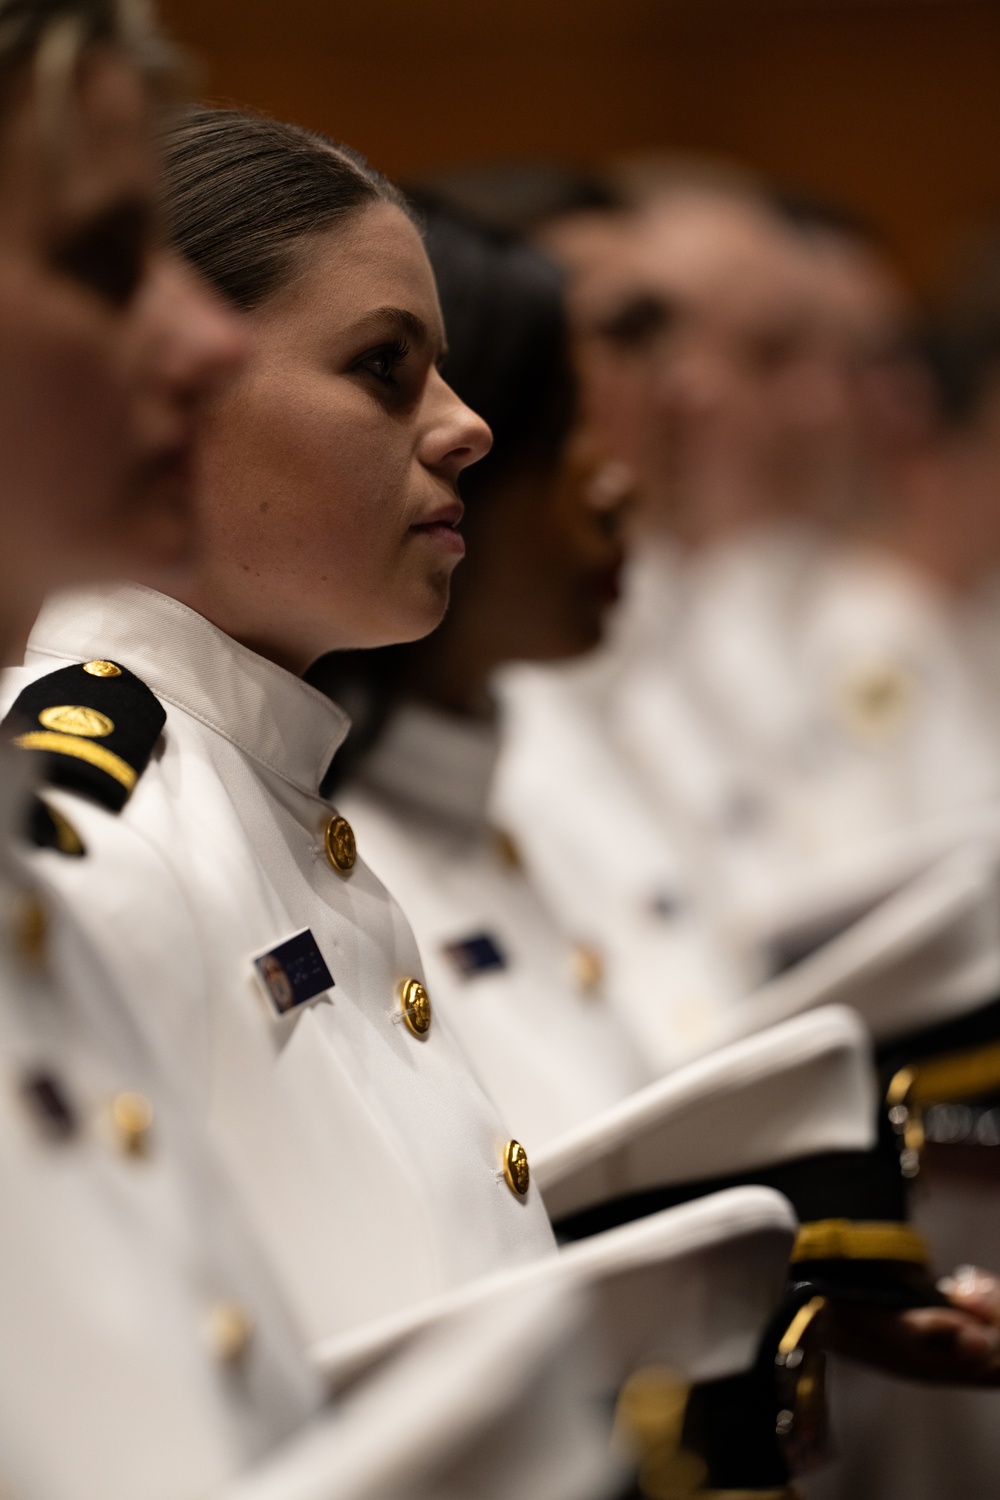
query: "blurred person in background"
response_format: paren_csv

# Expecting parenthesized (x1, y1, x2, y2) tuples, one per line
(469, 162, 1000, 1500)
(493, 171, 863, 1025)
(797, 292, 1000, 1500)
(493, 166, 1000, 998)
(421, 164, 1000, 1500)
(892, 280, 1000, 737)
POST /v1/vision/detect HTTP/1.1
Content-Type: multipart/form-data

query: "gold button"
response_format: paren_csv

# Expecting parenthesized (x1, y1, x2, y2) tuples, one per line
(204, 1302, 254, 1365)
(38, 705, 114, 738)
(572, 944, 604, 994)
(83, 660, 121, 678)
(492, 827, 523, 871)
(110, 1090, 153, 1157)
(837, 662, 915, 745)
(324, 814, 356, 873)
(399, 977, 432, 1037)
(12, 892, 47, 968)
(503, 1138, 530, 1197)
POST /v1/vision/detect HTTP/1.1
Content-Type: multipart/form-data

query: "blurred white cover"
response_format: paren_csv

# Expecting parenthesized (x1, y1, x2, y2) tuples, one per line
(312, 1185, 796, 1395)
(535, 1006, 875, 1222)
(219, 1279, 620, 1500)
(727, 840, 1000, 1045)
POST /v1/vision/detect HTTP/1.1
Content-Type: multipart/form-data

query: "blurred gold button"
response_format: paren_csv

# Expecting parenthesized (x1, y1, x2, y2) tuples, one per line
(83, 660, 121, 677)
(572, 944, 604, 994)
(503, 1138, 530, 1197)
(491, 827, 523, 870)
(110, 1090, 153, 1157)
(12, 892, 47, 969)
(324, 814, 356, 873)
(204, 1301, 254, 1365)
(837, 662, 915, 746)
(399, 977, 432, 1037)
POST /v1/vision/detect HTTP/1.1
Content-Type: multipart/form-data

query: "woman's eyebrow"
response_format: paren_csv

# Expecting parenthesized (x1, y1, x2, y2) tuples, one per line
(345, 306, 434, 347)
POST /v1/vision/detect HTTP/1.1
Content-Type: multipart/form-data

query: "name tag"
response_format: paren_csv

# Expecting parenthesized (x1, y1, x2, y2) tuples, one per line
(252, 928, 334, 1016)
(442, 931, 508, 980)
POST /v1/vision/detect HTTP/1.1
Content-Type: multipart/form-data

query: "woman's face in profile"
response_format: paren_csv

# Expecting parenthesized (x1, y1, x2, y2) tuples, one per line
(188, 202, 493, 672)
(0, 50, 244, 627)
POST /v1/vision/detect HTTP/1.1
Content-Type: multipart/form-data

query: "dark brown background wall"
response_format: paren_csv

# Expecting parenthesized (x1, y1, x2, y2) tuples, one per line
(157, 0, 1000, 292)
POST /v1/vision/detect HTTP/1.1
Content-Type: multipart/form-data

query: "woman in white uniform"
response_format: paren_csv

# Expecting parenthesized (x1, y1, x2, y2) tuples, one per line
(319, 206, 652, 1150)
(9, 105, 557, 1351)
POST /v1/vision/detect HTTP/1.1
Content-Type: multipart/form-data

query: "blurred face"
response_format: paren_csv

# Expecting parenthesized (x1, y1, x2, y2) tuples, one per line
(544, 193, 836, 545)
(0, 49, 245, 634)
(534, 432, 630, 657)
(791, 230, 910, 511)
(446, 429, 629, 675)
(186, 202, 492, 672)
(944, 375, 1000, 583)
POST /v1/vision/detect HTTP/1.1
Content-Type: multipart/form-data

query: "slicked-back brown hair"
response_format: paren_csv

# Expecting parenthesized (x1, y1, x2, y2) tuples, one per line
(160, 106, 413, 311)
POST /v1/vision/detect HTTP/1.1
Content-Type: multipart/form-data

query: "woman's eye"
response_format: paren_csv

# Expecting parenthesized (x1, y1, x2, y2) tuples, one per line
(365, 352, 395, 380)
(356, 339, 410, 386)
(50, 199, 151, 310)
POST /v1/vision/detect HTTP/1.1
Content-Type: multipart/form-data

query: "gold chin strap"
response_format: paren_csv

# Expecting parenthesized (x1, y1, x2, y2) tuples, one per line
(791, 1218, 929, 1265)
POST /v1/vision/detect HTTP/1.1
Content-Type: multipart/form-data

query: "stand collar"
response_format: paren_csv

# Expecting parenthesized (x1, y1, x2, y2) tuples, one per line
(25, 585, 350, 798)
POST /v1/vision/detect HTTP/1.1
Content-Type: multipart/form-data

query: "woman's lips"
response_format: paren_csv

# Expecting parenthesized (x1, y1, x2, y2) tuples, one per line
(409, 520, 466, 557)
(409, 499, 466, 557)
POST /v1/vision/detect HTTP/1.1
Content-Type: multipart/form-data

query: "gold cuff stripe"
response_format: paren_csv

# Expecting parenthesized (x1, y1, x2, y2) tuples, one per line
(791, 1219, 929, 1265)
(907, 1040, 1000, 1106)
(14, 732, 136, 793)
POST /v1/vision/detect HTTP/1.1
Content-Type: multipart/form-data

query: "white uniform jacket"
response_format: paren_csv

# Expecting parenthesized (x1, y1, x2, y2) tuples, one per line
(9, 586, 556, 1348)
(340, 703, 650, 1151)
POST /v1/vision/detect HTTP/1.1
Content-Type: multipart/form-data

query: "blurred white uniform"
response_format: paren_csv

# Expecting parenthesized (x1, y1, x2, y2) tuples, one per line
(0, 757, 323, 1500)
(493, 542, 773, 1065)
(498, 523, 1000, 1025)
(613, 529, 1000, 927)
(339, 702, 651, 1150)
(957, 568, 1000, 747)
(8, 584, 556, 1352)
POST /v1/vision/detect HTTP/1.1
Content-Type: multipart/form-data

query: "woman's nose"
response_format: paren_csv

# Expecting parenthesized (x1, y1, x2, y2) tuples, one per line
(427, 372, 493, 473)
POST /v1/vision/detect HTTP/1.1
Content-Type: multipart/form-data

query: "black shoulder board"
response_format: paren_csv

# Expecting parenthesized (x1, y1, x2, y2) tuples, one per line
(4, 660, 165, 813)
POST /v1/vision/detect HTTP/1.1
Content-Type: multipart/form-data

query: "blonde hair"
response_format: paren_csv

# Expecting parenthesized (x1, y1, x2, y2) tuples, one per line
(0, 0, 177, 137)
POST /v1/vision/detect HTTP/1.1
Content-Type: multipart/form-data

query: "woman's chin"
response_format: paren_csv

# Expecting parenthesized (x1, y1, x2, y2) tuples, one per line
(363, 581, 452, 648)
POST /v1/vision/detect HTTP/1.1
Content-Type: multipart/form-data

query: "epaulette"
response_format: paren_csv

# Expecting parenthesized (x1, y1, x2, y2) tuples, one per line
(4, 659, 165, 813)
